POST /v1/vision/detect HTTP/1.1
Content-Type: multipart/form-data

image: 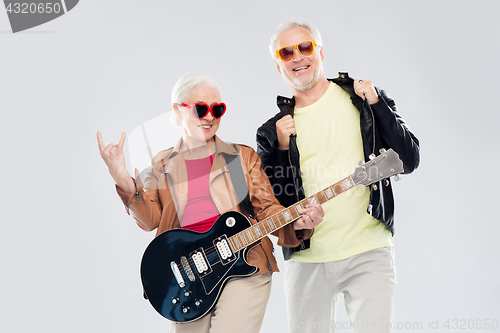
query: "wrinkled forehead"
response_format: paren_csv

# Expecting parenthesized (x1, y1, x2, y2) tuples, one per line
(276, 27, 314, 49)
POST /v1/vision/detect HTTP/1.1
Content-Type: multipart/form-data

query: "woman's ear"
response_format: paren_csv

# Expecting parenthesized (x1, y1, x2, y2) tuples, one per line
(173, 103, 182, 121)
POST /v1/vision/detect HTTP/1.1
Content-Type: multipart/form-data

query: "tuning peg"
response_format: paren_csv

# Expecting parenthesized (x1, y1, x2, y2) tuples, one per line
(379, 148, 387, 154)
(394, 174, 401, 182)
(358, 160, 366, 166)
(369, 154, 376, 160)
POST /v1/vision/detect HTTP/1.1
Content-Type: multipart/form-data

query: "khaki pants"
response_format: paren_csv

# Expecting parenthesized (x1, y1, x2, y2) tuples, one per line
(170, 273, 272, 333)
(284, 247, 397, 333)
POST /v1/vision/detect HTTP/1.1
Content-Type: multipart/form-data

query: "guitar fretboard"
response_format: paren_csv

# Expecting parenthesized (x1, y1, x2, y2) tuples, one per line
(227, 176, 355, 252)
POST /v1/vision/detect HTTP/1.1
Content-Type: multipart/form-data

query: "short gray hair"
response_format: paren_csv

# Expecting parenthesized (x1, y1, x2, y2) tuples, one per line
(170, 74, 221, 127)
(269, 21, 323, 59)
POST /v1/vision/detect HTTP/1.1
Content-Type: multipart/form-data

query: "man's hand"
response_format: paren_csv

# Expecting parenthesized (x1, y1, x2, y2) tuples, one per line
(354, 79, 379, 105)
(276, 115, 296, 150)
(294, 203, 324, 230)
(97, 131, 135, 193)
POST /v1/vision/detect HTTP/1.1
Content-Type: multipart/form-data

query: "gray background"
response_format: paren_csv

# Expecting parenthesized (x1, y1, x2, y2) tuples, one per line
(1, 1, 499, 332)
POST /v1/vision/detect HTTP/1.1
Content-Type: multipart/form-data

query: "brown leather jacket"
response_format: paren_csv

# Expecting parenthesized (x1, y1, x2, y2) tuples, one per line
(117, 136, 312, 274)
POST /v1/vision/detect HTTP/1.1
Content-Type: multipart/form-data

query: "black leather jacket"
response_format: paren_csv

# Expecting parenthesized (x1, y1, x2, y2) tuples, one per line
(256, 72, 420, 260)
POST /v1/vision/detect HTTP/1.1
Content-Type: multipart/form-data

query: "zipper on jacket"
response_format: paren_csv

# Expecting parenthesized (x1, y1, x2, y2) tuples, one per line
(222, 168, 238, 209)
(281, 102, 301, 202)
(366, 99, 377, 156)
(363, 98, 377, 213)
(288, 137, 301, 202)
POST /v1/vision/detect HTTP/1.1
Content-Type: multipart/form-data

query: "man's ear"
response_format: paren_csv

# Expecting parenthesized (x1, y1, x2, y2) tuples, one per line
(275, 61, 282, 74)
(319, 46, 325, 61)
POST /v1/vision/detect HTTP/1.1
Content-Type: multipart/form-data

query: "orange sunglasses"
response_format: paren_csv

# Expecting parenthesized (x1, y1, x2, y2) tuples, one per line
(275, 40, 316, 62)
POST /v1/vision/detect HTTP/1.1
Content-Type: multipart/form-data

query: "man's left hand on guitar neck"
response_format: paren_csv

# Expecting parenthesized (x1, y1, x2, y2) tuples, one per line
(293, 203, 324, 230)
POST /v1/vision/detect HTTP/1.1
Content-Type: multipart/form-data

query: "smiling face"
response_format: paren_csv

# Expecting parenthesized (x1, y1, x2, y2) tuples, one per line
(275, 26, 326, 92)
(174, 84, 222, 149)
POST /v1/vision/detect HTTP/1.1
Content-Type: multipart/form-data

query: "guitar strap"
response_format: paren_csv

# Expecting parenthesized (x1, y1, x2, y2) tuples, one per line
(224, 145, 255, 220)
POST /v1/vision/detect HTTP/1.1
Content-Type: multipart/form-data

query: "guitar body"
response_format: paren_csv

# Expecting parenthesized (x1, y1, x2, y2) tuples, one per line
(141, 211, 258, 323)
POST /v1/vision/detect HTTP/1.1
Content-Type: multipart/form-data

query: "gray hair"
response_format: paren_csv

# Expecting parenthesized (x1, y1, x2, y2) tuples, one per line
(170, 74, 221, 127)
(269, 21, 323, 59)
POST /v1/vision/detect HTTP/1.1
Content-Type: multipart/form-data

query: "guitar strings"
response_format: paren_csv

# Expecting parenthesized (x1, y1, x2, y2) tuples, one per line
(177, 175, 393, 277)
(175, 198, 313, 275)
(176, 217, 288, 274)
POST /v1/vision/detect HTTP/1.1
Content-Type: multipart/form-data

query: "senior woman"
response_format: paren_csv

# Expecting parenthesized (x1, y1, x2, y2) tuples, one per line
(97, 74, 323, 333)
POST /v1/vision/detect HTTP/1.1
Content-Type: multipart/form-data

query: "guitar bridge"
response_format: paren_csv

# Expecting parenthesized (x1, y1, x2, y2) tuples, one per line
(170, 261, 185, 288)
(214, 235, 236, 265)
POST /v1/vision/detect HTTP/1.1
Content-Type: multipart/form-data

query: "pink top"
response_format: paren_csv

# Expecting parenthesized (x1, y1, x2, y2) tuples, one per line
(180, 154, 220, 232)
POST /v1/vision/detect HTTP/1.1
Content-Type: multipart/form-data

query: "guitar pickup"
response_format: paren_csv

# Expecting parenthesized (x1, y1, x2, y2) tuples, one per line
(190, 248, 212, 278)
(214, 235, 236, 265)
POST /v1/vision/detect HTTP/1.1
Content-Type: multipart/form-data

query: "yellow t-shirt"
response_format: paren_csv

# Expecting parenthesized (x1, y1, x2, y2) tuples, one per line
(291, 82, 393, 262)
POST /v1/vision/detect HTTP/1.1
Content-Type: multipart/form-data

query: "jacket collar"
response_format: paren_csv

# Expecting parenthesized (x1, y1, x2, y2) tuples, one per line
(276, 72, 362, 115)
(157, 135, 238, 220)
(165, 135, 238, 161)
(213, 135, 239, 156)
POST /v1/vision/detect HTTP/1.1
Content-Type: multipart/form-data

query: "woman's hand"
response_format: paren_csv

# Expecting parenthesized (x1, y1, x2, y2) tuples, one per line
(294, 203, 324, 230)
(97, 131, 135, 193)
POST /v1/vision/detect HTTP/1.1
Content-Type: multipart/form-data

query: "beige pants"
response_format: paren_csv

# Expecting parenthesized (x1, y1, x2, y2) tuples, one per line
(284, 247, 397, 333)
(170, 273, 272, 333)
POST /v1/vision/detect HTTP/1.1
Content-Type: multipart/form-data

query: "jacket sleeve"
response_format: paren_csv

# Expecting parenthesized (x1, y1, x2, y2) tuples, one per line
(115, 165, 163, 232)
(256, 117, 278, 169)
(256, 118, 300, 208)
(370, 88, 420, 174)
(241, 146, 312, 247)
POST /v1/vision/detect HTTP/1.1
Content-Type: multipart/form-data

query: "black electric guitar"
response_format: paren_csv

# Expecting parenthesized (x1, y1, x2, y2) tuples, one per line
(140, 149, 404, 322)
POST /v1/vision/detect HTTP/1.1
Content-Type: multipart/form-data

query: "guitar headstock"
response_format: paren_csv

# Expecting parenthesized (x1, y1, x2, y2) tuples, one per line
(351, 149, 404, 186)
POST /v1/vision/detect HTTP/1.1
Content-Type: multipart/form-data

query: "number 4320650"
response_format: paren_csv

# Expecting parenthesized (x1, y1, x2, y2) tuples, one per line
(444, 319, 498, 330)
(6, 3, 62, 14)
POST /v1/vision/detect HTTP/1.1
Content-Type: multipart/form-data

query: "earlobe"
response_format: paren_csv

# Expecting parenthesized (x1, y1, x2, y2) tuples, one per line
(320, 47, 325, 61)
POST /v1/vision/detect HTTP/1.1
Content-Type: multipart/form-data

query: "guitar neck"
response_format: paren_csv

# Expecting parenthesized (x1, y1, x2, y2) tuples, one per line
(227, 175, 356, 252)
